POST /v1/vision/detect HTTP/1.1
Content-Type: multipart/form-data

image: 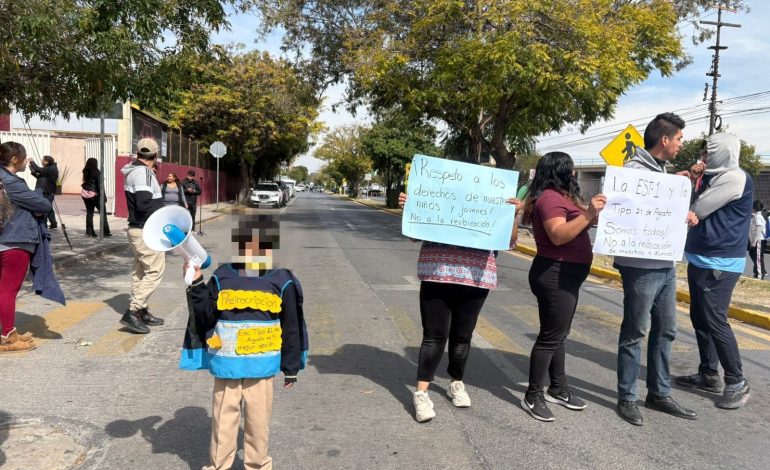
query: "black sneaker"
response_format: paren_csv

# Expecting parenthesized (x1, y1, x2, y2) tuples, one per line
(139, 308, 164, 326)
(675, 373, 723, 394)
(717, 382, 750, 410)
(120, 310, 150, 334)
(521, 393, 555, 422)
(545, 387, 587, 410)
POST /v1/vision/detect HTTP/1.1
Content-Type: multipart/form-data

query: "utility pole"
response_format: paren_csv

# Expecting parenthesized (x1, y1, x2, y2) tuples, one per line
(701, 3, 741, 136)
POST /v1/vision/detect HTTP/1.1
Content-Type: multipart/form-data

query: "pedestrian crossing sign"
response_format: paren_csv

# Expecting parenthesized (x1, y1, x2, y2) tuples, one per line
(600, 125, 644, 167)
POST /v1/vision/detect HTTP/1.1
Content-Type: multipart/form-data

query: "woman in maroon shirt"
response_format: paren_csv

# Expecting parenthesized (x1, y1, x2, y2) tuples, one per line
(519, 151, 606, 422)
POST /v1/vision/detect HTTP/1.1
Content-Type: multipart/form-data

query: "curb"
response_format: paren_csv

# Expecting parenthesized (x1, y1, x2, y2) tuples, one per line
(52, 207, 234, 270)
(350, 197, 402, 216)
(515, 243, 770, 331)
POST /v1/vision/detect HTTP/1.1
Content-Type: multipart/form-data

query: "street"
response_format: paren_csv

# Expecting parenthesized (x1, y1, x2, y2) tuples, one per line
(2, 192, 770, 469)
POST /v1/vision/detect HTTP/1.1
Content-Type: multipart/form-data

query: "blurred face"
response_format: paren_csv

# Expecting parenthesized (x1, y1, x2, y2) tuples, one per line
(660, 129, 684, 161)
(166, 174, 175, 183)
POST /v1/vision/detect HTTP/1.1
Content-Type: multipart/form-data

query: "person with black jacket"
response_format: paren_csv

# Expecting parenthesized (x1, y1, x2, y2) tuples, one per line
(81, 157, 111, 237)
(119, 138, 166, 334)
(181, 170, 202, 227)
(29, 155, 58, 229)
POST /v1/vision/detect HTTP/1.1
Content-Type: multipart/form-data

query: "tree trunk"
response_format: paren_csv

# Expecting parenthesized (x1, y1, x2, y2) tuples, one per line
(238, 157, 251, 204)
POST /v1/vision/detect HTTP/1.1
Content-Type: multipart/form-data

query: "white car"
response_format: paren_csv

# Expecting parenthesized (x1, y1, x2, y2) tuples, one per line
(295, 184, 306, 192)
(250, 183, 283, 208)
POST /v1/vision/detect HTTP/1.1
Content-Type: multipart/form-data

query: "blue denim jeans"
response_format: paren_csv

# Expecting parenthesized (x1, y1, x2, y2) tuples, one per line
(616, 266, 677, 401)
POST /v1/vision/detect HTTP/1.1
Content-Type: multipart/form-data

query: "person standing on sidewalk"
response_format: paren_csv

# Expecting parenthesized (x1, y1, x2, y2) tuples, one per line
(613, 113, 700, 426)
(182, 170, 201, 227)
(520, 151, 606, 422)
(677, 133, 753, 409)
(748, 200, 766, 279)
(398, 192, 522, 423)
(0, 142, 51, 352)
(120, 138, 166, 334)
(81, 157, 112, 238)
(28, 155, 58, 229)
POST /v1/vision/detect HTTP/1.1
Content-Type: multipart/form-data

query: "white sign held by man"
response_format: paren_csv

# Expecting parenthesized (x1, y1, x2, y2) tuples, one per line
(593, 166, 691, 261)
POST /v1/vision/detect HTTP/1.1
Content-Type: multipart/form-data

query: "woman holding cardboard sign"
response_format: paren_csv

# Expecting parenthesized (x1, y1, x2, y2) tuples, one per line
(399, 192, 521, 423)
(519, 151, 606, 422)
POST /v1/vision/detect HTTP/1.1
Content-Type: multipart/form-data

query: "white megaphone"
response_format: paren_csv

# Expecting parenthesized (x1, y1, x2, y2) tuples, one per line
(143, 205, 212, 285)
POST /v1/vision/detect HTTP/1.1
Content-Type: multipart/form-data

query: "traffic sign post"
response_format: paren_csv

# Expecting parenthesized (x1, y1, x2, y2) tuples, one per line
(209, 141, 227, 209)
(600, 125, 644, 167)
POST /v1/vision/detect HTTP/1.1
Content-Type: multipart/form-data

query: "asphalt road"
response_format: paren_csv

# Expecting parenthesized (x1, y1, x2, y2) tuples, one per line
(2, 192, 770, 469)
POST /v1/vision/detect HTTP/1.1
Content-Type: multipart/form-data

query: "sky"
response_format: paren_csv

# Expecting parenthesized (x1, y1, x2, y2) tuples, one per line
(14, 3, 769, 172)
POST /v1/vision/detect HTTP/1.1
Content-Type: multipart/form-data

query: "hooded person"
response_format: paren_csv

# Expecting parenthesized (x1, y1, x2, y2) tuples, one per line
(676, 133, 752, 409)
(120, 137, 166, 334)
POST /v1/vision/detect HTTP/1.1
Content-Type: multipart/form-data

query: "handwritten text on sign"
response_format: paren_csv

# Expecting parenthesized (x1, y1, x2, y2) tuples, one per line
(593, 166, 691, 261)
(402, 155, 519, 250)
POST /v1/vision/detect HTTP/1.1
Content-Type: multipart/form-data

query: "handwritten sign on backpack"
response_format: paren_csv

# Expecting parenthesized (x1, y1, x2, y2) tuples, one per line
(594, 166, 691, 261)
(402, 154, 519, 250)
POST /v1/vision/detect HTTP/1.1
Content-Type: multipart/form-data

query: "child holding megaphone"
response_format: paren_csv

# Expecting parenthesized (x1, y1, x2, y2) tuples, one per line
(179, 214, 308, 470)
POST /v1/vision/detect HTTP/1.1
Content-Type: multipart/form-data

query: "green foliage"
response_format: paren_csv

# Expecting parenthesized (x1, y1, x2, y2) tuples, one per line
(0, 0, 241, 118)
(672, 134, 763, 177)
(288, 166, 309, 183)
(315, 126, 372, 197)
(171, 51, 322, 198)
(253, 0, 742, 169)
(361, 111, 439, 207)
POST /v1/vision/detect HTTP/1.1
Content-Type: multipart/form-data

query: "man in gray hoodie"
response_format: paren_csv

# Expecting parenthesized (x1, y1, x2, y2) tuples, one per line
(677, 133, 752, 409)
(614, 113, 701, 426)
(120, 138, 166, 334)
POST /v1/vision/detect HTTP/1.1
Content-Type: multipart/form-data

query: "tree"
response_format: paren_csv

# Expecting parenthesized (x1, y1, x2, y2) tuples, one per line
(0, 0, 244, 118)
(253, 0, 748, 169)
(288, 165, 309, 183)
(315, 126, 372, 198)
(172, 51, 322, 201)
(673, 135, 763, 177)
(361, 111, 439, 208)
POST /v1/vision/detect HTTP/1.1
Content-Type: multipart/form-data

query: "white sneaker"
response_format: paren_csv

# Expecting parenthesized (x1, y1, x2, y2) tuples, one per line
(447, 380, 471, 408)
(414, 390, 436, 422)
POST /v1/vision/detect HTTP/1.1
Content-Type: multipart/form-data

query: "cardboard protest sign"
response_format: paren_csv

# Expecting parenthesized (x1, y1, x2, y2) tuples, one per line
(402, 154, 519, 250)
(594, 166, 691, 261)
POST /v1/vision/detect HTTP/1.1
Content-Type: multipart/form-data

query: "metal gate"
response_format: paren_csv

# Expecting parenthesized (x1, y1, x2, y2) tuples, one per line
(85, 137, 117, 213)
(0, 130, 51, 189)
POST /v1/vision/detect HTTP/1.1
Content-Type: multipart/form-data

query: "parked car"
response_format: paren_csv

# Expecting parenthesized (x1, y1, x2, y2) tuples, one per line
(368, 183, 383, 197)
(249, 182, 283, 208)
(295, 184, 306, 192)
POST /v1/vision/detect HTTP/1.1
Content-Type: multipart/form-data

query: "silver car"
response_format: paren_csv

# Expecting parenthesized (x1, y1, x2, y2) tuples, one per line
(250, 183, 283, 208)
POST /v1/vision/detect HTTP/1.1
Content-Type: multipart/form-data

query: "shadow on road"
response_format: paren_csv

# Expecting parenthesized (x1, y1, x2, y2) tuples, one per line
(0, 410, 10, 467)
(310, 344, 416, 415)
(105, 407, 212, 470)
(14, 311, 62, 339)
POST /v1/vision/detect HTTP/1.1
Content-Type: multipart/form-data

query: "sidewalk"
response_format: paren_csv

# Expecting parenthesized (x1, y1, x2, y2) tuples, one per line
(47, 195, 235, 269)
(349, 196, 770, 331)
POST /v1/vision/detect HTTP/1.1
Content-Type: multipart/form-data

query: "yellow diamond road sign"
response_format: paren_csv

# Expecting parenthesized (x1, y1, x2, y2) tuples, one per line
(600, 124, 644, 167)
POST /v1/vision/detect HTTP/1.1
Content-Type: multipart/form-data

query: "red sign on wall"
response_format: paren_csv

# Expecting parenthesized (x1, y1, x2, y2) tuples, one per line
(0, 114, 10, 132)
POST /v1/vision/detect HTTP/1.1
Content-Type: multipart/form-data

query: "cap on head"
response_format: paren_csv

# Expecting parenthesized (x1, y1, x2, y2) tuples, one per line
(136, 138, 159, 159)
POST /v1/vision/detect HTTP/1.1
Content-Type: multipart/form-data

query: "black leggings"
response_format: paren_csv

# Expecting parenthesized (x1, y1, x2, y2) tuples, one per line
(416, 281, 489, 382)
(526, 256, 589, 395)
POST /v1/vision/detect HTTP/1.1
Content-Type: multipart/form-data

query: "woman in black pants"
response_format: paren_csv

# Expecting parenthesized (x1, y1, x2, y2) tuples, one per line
(81, 158, 111, 237)
(400, 192, 521, 422)
(520, 152, 605, 422)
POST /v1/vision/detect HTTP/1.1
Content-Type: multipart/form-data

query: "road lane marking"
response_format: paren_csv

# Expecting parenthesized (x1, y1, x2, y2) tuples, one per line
(389, 305, 421, 352)
(306, 303, 340, 356)
(16, 301, 105, 348)
(475, 316, 529, 356)
(86, 330, 146, 357)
